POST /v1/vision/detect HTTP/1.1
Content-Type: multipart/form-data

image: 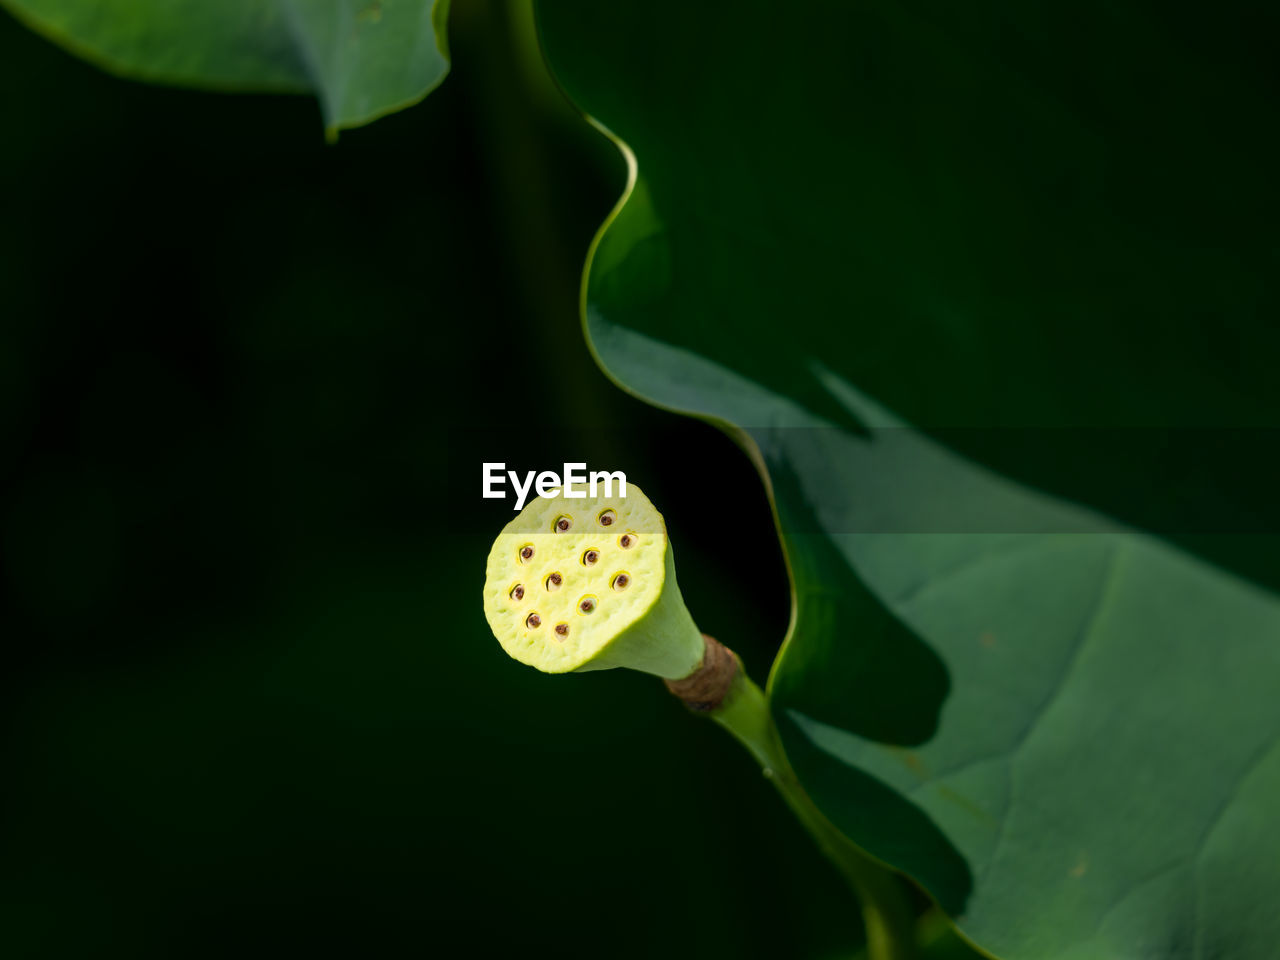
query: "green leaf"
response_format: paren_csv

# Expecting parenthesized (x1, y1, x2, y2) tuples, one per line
(2, 0, 450, 133)
(539, 1, 1280, 957)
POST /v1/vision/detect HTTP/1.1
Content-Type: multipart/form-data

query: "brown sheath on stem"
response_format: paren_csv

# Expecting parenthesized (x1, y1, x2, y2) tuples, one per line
(664, 634, 737, 711)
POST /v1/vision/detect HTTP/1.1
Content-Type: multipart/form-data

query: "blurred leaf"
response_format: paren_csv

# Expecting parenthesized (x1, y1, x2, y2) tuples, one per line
(538, 0, 1280, 957)
(1, 0, 450, 132)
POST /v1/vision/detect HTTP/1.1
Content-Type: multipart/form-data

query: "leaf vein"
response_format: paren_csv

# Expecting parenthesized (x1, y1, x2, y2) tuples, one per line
(977, 538, 1126, 886)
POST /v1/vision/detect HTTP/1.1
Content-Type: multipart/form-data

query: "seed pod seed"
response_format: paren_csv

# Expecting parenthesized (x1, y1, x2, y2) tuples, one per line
(554, 623, 569, 637)
(545, 572, 562, 591)
(484, 484, 705, 678)
(554, 516, 572, 532)
(619, 534, 635, 549)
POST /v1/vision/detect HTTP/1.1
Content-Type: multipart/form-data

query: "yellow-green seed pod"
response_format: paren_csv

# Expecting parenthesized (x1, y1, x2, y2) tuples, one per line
(482, 484, 704, 678)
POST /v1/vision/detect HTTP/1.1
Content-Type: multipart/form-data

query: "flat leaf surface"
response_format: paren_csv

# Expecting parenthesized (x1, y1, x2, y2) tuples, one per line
(538, 2, 1280, 957)
(2, 0, 449, 131)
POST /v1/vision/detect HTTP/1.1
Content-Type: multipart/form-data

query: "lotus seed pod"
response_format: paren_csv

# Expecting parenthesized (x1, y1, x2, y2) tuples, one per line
(482, 485, 705, 678)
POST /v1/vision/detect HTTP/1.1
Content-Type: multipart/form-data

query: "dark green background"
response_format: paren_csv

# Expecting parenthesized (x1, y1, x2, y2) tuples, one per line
(0, 7, 858, 957)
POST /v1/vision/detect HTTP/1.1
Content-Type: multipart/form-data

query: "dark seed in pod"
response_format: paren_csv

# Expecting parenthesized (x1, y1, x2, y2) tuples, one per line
(580, 598, 595, 613)
(520, 545, 534, 560)
(599, 510, 615, 526)
(584, 550, 599, 565)
(555, 623, 569, 637)
(545, 572, 562, 591)
(511, 584, 525, 600)
(526, 613, 541, 628)
(555, 517, 571, 532)
(619, 535, 634, 549)
(612, 574, 629, 591)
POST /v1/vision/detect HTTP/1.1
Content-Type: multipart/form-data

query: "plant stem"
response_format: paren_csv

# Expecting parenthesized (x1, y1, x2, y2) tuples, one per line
(713, 668, 919, 960)
(456, 4, 918, 953)
(449, 0, 628, 435)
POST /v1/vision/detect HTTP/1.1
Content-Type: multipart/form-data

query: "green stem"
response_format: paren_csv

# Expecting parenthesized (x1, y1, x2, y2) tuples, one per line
(456, 4, 917, 953)
(713, 669, 918, 960)
(450, 0, 627, 435)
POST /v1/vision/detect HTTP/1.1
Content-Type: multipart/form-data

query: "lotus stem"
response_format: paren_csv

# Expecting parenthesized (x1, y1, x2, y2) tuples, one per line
(483, 486, 917, 958)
